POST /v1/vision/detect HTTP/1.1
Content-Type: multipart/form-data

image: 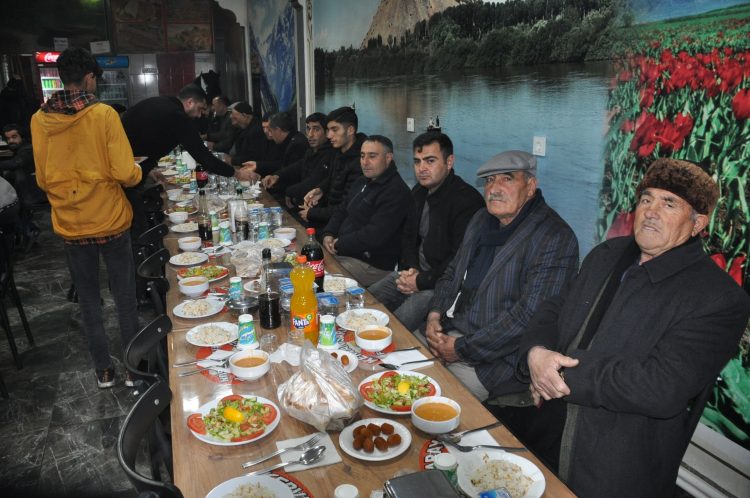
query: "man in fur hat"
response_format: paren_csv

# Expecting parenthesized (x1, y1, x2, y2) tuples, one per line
(516, 158, 750, 498)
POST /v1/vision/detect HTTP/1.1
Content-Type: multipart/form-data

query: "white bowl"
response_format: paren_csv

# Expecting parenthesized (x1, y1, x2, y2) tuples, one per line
(273, 227, 296, 240)
(355, 325, 393, 352)
(178, 276, 209, 297)
(168, 211, 189, 224)
(229, 350, 270, 381)
(411, 396, 461, 434)
(178, 236, 202, 252)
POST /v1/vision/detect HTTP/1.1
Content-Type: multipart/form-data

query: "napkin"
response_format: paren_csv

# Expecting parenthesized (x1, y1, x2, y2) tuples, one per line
(379, 349, 433, 370)
(207, 349, 235, 360)
(444, 430, 502, 466)
(269, 343, 302, 366)
(196, 358, 230, 373)
(276, 432, 342, 472)
(181, 150, 197, 170)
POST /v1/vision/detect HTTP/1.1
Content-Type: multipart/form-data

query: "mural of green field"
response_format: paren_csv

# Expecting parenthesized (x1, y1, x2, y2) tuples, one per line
(601, 3, 750, 449)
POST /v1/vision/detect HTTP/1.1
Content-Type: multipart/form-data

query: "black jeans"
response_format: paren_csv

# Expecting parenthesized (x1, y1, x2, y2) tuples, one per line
(64, 232, 139, 371)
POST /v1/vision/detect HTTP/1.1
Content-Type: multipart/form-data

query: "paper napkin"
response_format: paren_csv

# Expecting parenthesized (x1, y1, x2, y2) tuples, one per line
(380, 349, 433, 370)
(276, 432, 342, 472)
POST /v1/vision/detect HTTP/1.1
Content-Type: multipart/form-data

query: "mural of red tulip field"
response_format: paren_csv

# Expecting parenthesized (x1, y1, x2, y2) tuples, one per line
(601, 4, 750, 450)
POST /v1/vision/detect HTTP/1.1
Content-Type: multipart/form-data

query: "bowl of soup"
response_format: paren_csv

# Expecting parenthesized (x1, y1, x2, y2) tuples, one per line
(411, 396, 461, 434)
(167, 210, 189, 224)
(229, 349, 270, 381)
(178, 236, 202, 252)
(178, 276, 209, 297)
(355, 325, 393, 352)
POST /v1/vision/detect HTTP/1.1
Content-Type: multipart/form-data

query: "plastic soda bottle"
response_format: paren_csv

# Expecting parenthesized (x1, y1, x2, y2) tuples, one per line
(289, 255, 319, 345)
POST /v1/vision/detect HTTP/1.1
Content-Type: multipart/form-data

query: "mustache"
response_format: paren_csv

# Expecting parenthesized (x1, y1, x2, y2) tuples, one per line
(486, 193, 506, 201)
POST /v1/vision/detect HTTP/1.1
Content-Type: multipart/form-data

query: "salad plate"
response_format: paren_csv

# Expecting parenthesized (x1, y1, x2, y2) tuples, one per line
(177, 265, 229, 282)
(187, 395, 280, 446)
(339, 418, 412, 462)
(358, 370, 440, 415)
(205, 475, 294, 498)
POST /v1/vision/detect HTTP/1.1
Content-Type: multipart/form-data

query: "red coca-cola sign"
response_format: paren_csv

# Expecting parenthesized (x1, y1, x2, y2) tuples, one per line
(35, 51, 61, 63)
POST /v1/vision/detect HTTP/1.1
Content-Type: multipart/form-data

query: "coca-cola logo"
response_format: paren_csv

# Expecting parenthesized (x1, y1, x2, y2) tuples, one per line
(307, 259, 325, 277)
(196, 171, 208, 180)
(35, 52, 60, 63)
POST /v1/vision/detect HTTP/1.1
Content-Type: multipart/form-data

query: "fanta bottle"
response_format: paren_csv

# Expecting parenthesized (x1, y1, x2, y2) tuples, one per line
(290, 255, 319, 345)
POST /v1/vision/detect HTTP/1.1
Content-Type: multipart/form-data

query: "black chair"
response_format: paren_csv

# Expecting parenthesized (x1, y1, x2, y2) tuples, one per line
(134, 224, 169, 302)
(0, 224, 34, 369)
(117, 378, 182, 498)
(124, 314, 172, 389)
(137, 248, 170, 315)
(142, 185, 165, 229)
(0, 370, 8, 398)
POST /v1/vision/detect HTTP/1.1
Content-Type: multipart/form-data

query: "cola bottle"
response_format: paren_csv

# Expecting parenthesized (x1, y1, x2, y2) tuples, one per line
(195, 163, 208, 189)
(301, 228, 325, 291)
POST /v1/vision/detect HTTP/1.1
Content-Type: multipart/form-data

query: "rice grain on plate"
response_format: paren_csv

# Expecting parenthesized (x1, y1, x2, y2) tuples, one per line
(470, 454, 532, 498)
(223, 482, 275, 498)
(193, 325, 233, 345)
(182, 300, 213, 317)
(345, 311, 379, 330)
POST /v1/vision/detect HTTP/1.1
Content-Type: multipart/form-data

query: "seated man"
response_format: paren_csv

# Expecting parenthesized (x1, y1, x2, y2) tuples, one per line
(369, 131, 484, 331)
(517, 159, 750, 498)
(205, 95, 236, 153)
(248, 111, 308, 177)
(261, 112, 334, 208)
(227, 101, 267, 167)
(425, 150, 579, 403)
(300, 106, 365, 230)
(1, 124, 44, 244)
(322, 135, 413, 287)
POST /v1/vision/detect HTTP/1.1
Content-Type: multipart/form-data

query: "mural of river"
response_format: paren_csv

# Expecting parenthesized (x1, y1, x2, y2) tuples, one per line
(315, 62, 613, 257)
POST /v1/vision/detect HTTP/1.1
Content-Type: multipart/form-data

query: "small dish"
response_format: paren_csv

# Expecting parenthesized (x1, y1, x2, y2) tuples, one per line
(167, 211, 189, 224)
(410, 396, 461, 434)
(355, 325, 393, 352)
(229, 350, 271, 381)
(178, 276, 209, 297)
(178, 236, 202, 252)
(273, 227, 296, 240)
(339, 418, 412, 462)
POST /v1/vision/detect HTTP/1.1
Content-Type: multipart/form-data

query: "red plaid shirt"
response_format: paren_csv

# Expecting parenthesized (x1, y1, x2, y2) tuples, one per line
(41, 90, 98, 115)
(64, 231, 126, 246)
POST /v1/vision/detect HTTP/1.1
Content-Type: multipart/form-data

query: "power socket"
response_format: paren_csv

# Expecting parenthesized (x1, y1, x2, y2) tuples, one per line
(533, 136, 546, 156)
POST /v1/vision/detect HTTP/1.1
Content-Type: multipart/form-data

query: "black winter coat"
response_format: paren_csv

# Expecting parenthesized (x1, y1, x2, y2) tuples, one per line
(230, 118, 267, 166)
(255, 131, 309, 176)
(279, 143, 335, 205)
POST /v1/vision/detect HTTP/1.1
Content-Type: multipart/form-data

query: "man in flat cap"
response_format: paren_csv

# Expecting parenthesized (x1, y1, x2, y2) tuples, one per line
(425, 150, 579, 405)
(517, 158, 750, 498)
(227, 101, 268, 167)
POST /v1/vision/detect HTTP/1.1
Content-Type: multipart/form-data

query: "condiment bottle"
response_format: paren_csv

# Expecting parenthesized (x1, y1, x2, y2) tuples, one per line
(434, 452, 458, 488)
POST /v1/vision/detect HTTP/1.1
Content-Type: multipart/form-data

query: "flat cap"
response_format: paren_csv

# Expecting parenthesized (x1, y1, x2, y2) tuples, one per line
(636, 158, 719, 215)
(477, 150, 537, 178)
(230, 101, 253, 115)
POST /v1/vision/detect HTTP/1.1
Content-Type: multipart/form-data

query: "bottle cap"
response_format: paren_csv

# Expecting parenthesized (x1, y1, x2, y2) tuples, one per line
(262, 248, 271, 258)
(434, 452, 457, 470)
(297, 255, 307, 263)
(333, 484, 359, 498)
(306, 227, 315, 235)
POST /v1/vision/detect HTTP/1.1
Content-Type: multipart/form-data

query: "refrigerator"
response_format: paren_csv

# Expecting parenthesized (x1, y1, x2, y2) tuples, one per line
(96, 55, 130, 107)
(34, 51, 62, 103)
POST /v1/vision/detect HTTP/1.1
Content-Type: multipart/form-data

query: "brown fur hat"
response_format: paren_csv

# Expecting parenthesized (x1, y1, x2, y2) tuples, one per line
(635, 158, 719, 215)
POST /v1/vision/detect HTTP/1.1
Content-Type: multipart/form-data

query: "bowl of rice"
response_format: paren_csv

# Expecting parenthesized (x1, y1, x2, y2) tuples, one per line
(458, 451, 545, 498)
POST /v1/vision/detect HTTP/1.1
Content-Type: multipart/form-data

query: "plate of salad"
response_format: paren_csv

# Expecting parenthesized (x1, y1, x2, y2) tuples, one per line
(177, 265, 229, 282)
(186, 394, 280, 446)
(358, 371, 440, 415)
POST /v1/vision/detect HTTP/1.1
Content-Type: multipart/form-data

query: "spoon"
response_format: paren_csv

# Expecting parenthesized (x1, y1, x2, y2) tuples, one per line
(244, 445, 326, 477)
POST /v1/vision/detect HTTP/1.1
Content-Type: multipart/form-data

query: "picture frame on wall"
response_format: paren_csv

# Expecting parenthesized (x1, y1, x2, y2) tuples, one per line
(167, 23, 212, 52)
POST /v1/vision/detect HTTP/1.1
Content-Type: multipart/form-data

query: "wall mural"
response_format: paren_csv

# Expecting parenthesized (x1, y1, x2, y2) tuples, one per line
(313, 0, 750, 453)
(248, 0, 297, 115)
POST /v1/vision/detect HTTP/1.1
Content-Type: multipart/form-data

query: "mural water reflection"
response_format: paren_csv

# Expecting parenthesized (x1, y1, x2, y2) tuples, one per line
(316, 62, 613, 256)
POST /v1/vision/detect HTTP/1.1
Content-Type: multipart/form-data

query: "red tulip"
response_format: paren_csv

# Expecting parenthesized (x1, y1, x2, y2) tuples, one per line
(732, 88, 750, 120)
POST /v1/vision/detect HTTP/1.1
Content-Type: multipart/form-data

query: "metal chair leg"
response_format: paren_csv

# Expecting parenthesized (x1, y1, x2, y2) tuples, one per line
(8, 275, 33, 346)
(0, 303, 22, 369)
(0, 370, 8, 398)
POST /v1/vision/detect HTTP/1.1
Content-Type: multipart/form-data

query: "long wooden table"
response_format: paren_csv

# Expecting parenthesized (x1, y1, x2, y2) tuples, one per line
(163, 190, 575, 498)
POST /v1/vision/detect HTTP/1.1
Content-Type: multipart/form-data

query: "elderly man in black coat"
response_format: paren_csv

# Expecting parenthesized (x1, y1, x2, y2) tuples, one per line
(518, 158, 750, 498)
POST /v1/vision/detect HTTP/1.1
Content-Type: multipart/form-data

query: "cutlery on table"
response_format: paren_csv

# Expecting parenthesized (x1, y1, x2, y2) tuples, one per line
(244, 445, 326, 476)
(379, 358, 436, 370)
(177, 359, 229, 377)
(241, 433, 323, 469)
(173, 352, 234, 368)
(441, 421, 505, 444)
(436, 435, 526, 453)
(389, 346, 420, 353)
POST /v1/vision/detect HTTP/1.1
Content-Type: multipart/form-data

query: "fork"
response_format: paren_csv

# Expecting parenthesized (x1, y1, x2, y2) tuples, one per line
(177, 359, 229, 377)
(379, 358, 436, 370)
(241, 433, 324, 469)
(436, 435, 526, 453)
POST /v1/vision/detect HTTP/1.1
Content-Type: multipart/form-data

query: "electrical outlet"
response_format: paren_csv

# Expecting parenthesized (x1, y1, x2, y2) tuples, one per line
(533, 136, 546, 157)
(406, 118, 415, 133)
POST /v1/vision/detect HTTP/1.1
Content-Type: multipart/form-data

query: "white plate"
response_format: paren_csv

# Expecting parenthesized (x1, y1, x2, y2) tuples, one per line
(173, 298, 225, 319)
(258, 237, 292, 249)
(169, 252, 208, 266)
(324, 275, 358, 294)
(177, 265, 230, 282)
(339, 418, 412, 462)
(457, 449, 546, 498)
(327, 349, 358, 373)
(189, 396, 280, 447)
(170, 222, 199, 233)
(335, 308, 389, 331)
(185, 322, 238, 347)
(243, 279, 261, 295)
(358, 371, 441, 415)
(206, 474, 293, 498)
(164, 207, 197, 216)
(161, 169, 178, 176)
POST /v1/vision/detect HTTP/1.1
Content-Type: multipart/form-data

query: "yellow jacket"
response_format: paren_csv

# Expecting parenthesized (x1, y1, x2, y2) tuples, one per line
(31, 102, 141, 239)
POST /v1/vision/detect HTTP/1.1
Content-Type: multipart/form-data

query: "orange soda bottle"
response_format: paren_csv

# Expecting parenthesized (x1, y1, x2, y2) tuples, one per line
(290, 255, 319, 345)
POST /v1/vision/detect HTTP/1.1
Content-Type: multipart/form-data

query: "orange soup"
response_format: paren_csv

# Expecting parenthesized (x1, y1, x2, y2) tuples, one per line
(358, 328, 390, 340)
(183, 280, 205, 286)
(414, 402, 457, 421)
(233, 356, 266, 368)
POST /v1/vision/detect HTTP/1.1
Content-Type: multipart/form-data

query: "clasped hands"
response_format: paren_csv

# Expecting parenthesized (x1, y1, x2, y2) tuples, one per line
(396, 268, 419, 294)
(527, 346, 579, 407)
(298, 187, 323, 221)
(235, 161, 260, 183)
(424, 312, 459, 363)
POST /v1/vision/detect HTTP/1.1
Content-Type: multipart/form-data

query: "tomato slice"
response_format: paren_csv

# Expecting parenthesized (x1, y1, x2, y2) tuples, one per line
(359, 381, 375, 401)
(380, 371, 398, 381)
(187, 413, 206, 434)
(262, 404, 278, 426)
(221, 394, 244, 404)
(390, 403, 412, 412)
(231, 428, 264, 442)
(425, 382, 437, 397)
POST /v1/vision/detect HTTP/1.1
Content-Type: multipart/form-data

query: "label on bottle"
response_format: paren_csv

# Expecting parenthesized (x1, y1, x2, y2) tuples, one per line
(196, 169, 208, 182)
(291, 312, 314, 330)
(307, 258, 325, 278)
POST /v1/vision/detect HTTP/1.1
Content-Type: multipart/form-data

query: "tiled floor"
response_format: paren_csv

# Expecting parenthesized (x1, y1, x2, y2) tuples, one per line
(1, 208, 144, 498)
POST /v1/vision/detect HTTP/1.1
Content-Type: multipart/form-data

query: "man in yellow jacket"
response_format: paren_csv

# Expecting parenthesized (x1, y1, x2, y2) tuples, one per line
(31, 48, 142, 388)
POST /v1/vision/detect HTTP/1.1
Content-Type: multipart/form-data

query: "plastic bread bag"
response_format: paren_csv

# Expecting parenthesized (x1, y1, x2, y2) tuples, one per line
(277, 340, 362, 431)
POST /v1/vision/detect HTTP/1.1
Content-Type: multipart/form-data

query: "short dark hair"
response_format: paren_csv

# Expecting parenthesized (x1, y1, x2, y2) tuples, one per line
(269, 112, 295, 132)
(364, 134, 393, 153)
(57, 47, 101, 86)
(213, 95, 230, 106)
(413, 131, 453, 161)
(3, 123, 20, 135)
(326, 106, 358, 131)
(177, 84, 207, 103)
(305, 112, 327, 128)
(262, 113, 271, 121)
